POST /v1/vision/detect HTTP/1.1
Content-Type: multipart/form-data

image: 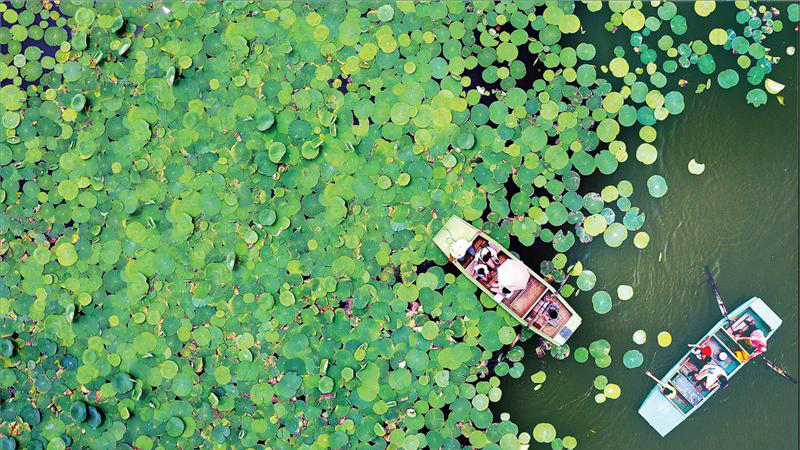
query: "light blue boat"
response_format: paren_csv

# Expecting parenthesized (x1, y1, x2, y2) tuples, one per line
(638, 297, 782, 436)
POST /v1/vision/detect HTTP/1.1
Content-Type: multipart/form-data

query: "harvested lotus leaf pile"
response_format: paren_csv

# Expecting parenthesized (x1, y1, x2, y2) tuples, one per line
(0, 1, 796, 449)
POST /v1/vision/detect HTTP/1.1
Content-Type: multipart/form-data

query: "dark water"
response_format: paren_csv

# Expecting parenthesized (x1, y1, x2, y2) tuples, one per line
(494, 4, 799, 450)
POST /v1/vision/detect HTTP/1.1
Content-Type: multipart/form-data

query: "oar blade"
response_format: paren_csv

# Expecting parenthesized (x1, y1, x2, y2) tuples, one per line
(761, 355, 798, 385)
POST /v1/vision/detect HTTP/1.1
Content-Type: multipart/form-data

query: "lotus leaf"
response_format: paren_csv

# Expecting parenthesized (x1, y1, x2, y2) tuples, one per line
(623, 350, 644, 369)
(533, 423, 557, 443)
(658, 331, 673, 347)
(617, 285, 634, 301)
(689, 159, 706, 174)
(592, 291, 613, 314)
(647, 175, 668, 198)
(633, 330, 647, 345)
(718, 69, 741, 88)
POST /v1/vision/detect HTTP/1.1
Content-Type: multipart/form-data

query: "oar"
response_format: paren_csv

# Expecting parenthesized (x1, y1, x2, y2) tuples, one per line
(760, 355, 798, 384)
(704, 266, 797, 385)
(557, 264, 576, 291)
(704, 266, 734, 330)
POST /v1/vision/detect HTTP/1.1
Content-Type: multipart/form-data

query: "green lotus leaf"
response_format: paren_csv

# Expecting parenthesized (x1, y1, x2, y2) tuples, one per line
(709, 28, 728, 45)
(636, 143, 658, 165)
(594, 375, 608, 390)
(647, 175, 668, 198)
(604, 383, 621, 399)
(746, 88, 768, 107)
(574, 347, 589, 363)
(576, 270, 597, 291)
(533, 423, 557, 443)
(112, 373, 134, 394)
(603, 223, 628, 247)
(634, 231, 651, 249)
(694, 1, 716, 17)
(608, 57, 629, 78)
(718, 69, 740, 89)
(592, 291, 613, 314)
(623, 350, 644, 368)
(658, 331, 673, 347)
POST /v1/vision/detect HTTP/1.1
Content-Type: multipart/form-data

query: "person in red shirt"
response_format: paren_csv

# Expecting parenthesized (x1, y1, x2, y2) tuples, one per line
(688, 341, 714, 360)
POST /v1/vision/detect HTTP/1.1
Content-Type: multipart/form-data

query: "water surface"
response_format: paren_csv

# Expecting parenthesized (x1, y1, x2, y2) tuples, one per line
(494, 4, 799, 449)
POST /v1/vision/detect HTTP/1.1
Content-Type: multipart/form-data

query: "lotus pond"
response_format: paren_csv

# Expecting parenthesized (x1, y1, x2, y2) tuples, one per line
(0, 1, 797, 450)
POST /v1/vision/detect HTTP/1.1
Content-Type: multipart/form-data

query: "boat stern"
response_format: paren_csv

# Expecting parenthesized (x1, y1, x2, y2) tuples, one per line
(433, 216, 477, 257)
(551, 313, 582, 346)
(638, 388, 686, 437)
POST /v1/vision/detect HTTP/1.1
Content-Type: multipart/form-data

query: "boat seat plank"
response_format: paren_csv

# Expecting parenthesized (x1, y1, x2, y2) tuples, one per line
(505, 278, 547, 317)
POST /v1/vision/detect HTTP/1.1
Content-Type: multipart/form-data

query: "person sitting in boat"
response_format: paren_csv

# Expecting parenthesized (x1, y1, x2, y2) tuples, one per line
(476, 245, 500, 268)
(688, 341, 713, 361)
(735, 329, 768, 361)
(694, 363, 730, 390)
(645, 371, 677, 400)
(450, 239, 476, 264)
(490, 259, 530, 302)
(473, 263, 491, 282)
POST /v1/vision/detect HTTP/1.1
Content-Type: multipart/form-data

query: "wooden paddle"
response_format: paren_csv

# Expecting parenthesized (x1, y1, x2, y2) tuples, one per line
(704, 266, 797, 385)
(557, 264, 576, 291)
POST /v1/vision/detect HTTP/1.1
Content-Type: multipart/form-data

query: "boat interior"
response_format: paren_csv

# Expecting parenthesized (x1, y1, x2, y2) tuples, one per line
(456, 234, 572, 338)
(664, 310, 770, 413)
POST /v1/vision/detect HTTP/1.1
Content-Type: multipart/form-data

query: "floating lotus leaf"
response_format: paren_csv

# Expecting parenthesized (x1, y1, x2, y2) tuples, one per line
(574, 347, 589, 363)
(609, 57, 630, 78)
(647, 175, 668, 198)
(533, 423, 557, 443)
(697, 54, 717, 74)
(530, 371, 547, 384)
(790, 3, 800, 22)
(658, 331, 673, 347)
(576, 270, 597, 291)
(634, 231, 651, 249)
(633, 330, 648, 345)
(604, 383, 622, 399)
(670, 15, 688, 35)
(623, 208, 645, 231)
(732, 36, 750, 54)
(688, 159, 706, 175)
(617, 285, 634, 300)
(577, 43, 597, 60)
(601, 185, 620, 202)
(664, 91, 685, 114)
(623, 350, 644, 368)
(718, 69, 741, 89)
(594, 393, 607, 404)
(622, 8, 646, 31)
(592, 291, 613, 314)
(551, 344, 571, 360)
(617, 180, 634, 198)
(765, 78, 785, 95)
(636, 143, 658, 164)
(603, 223, 628, 247)
(694, 1, 717, 17)
(594, 375, 608, 390)
(596, 353, 611, 367)
(584, 214, 608, 236)
(589, 339, 611, 358)
(563, 436, 578, 449)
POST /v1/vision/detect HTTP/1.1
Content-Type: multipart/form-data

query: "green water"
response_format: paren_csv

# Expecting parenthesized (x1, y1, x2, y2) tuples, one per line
(493, 4, 799, 449)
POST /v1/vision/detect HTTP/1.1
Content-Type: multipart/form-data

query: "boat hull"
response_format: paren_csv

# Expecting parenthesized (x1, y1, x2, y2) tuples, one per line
(638, 297, 782, 436)
(433, 216, 581, 345)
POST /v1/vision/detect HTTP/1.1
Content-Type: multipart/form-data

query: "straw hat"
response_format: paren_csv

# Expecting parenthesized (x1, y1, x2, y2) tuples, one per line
(450, 239, 470, 259)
